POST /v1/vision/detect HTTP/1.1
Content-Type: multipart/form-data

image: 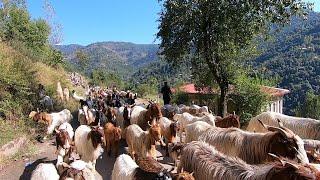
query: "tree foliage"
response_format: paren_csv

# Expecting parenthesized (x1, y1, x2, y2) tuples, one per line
(91, 69, 124, 88)
(157, 0, 312, 116)
(295, 91, 320, 119)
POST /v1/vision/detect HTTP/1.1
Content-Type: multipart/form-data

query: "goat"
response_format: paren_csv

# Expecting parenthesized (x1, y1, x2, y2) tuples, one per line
(178, 141, 320, 180)
(199, 120, 309, 164)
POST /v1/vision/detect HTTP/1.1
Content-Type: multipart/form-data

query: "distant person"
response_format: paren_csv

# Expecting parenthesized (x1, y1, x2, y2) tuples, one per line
(161, 81, 172, 105)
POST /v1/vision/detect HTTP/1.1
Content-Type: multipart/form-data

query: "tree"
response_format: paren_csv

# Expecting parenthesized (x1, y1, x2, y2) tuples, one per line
(157, 0, 312, 116)
(295, 91, 320, 119)
(75, 50, 89, 72)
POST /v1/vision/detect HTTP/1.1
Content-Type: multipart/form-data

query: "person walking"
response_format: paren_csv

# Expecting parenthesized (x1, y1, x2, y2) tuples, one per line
(161, 81, 172, 105)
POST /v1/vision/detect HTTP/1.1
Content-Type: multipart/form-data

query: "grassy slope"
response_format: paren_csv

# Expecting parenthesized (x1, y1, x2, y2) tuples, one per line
(0, 42, 83, 148)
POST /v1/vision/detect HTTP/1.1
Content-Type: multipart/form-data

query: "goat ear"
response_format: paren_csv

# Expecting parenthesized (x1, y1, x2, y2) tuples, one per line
(190, 172, 194, 176)
(181, 167, 184, 173)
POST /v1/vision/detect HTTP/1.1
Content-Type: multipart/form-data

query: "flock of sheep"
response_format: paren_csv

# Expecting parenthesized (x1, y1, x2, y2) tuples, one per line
(27, 83, 320, 180)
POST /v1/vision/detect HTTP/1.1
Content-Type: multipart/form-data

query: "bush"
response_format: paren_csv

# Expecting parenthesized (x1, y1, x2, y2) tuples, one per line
(172, 91, 190, 105)
(231, 74, 271, 125)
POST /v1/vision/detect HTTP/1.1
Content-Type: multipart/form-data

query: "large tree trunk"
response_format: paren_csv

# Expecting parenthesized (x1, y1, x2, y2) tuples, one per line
(218, 84, 228, 117)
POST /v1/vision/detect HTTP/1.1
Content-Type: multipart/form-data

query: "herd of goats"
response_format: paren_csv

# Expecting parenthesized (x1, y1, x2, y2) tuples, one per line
(26, 82, 320, 180)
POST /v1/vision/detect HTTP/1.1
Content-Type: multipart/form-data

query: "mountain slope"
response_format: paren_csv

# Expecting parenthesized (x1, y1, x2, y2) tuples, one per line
(56, 42, 159, 77)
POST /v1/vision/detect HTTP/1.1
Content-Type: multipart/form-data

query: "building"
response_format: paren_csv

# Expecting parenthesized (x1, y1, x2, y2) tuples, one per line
(174, 83, 290, 114)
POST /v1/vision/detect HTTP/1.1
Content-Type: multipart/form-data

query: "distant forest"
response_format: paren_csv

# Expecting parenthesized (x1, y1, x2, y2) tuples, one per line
(56, 12, 320, 115)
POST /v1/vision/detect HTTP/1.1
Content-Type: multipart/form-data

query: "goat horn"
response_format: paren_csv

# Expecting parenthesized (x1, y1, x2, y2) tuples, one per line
(148, 121, 152, 127)
(258, 119, 291, 138)
(37, 108, 40, 113)
(285, 161, 300, 169)
(268, 153, 286, 166)
(277, 119, 295, 136)
(233, 111, 236, 115)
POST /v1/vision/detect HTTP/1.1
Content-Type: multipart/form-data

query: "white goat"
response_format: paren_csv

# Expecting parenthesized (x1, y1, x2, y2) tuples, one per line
(74, 125, 104, 169)
(185, 121, 212, 143)
(31, 163, 59, 180)
(112, 154, 138, 180)
(57, 81, 64, 101)
(247, 111, 320, 140)
(173, 112, 216, 142)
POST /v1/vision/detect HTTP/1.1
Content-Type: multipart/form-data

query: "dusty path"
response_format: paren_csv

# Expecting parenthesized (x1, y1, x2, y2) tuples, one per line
(0, 100, 176, 180)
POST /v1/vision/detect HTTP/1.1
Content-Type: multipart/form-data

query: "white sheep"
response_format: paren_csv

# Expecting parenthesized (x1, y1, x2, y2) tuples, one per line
(31, 163, 59, 180)
(173, 112, 216, 142)
(185, 121, 212, 143)
(247, 111, 320, 139)
(74, 125, 104, 169)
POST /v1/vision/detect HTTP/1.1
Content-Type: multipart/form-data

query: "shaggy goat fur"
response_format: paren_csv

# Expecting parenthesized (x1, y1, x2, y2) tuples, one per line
(173, 112, 215, 142)
(104, 122, 122, 157)
(112, 154, 172, 180)
(199, 126, 309, 164)
(31, 163, 59, 180)
(178, 141, 319, 180)
(247, 112, 320, 139)
(74, 125, 104, 169)
(185, 121, 212, 143)
(33, 109, 73, 134)
(126, 124, 164, 159)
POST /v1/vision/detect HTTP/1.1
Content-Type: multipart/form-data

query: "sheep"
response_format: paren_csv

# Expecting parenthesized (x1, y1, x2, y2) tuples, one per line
(158, 117, 179, 156)
(30, 163, 59, 180)
(63, 87, 70, 102)
(32, 109, 73, 135)
(111, 154, 172, 180)
(104, 122, 122, 157)
(173, 112, 215, 142)
(177, 141, 319, 180)
(185, 121, 212, 143)
(74, 125, 104, 169)
(57, 81, 64, 101)
(247, 111, 320, 139)
(126, 123, 165, 159)
(199, 120, 309, 164)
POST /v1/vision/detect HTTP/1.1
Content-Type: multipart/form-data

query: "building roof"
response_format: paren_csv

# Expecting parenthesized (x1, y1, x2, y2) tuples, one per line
(174, 83, 290, 97)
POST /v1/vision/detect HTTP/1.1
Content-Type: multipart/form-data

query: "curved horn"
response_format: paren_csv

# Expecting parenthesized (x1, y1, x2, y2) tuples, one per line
(233, 111, 236, 116)
(258, 119, 292, 138)
(268, 153, 286, 166)
(148, 121, 152, 127)
(277, 119, 295, 136)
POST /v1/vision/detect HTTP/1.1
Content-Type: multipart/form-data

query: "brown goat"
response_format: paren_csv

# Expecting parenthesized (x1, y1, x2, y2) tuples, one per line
(215, 114, 240, 128)
(178, 141, 320, 180)
(126, 122, 165, 159)
(139, 102, 162, 130)
(104, 122, 121, 157)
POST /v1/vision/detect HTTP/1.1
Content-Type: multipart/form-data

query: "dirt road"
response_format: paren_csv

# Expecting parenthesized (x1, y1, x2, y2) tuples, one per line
(0, 101, 175, 180)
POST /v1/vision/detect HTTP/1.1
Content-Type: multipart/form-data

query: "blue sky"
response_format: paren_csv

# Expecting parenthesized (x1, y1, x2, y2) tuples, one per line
(26, 0, 319, 46)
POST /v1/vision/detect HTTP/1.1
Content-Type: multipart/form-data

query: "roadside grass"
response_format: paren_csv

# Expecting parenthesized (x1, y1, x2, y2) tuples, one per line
(0, 120, 29, 147)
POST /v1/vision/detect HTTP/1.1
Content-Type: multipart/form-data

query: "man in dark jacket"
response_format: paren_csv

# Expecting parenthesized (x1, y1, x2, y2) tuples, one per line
(161, 81, 172, 105)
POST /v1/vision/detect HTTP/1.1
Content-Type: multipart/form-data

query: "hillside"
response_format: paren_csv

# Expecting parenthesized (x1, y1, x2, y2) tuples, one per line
(56, 42, 159, 78)
(251, 12, 320, 115)
(56, 12, 320, 115)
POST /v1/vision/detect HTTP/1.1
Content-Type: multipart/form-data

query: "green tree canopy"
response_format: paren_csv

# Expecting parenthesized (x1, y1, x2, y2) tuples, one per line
(157, 0, 312, 116)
